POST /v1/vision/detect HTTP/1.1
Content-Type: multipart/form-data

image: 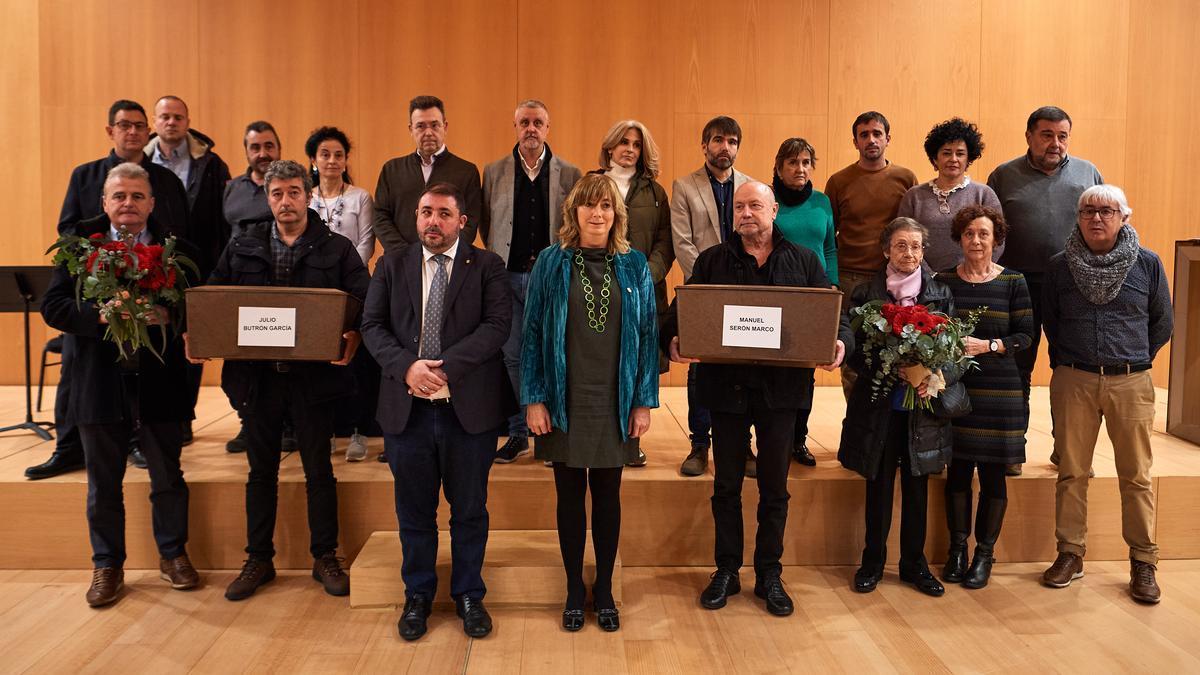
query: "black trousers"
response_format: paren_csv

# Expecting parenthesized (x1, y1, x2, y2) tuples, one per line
(945, 460, 1008, 499)
(862, 411, 928, 572)
(184, 361, 203, 426)
(242, 370, 338, 560)
(52, 335, 82, 459)
(1014, 276, 1044, 405)
(80, 378, 188, 568)
(710, 389, 794, 578)
(552, 464, 622, 609)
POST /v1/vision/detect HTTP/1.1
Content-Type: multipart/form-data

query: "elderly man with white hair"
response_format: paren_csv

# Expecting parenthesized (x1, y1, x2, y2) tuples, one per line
(1040, 184, 1173, 603)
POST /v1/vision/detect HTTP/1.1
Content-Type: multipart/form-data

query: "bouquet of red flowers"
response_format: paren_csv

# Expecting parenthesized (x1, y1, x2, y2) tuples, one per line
(849, 299, 981, 410)
(47, 227, 196, 362)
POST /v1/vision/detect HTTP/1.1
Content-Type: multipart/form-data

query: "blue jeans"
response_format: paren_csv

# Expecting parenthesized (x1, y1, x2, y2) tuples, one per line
(686, 363, 711, 446)
(502, 271, 529, 438)
(385, 400, 497, 601)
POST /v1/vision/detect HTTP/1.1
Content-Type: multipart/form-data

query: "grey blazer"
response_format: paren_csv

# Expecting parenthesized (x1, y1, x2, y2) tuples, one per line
(480, 151, 582, 266)
(669, 166, 752, 280)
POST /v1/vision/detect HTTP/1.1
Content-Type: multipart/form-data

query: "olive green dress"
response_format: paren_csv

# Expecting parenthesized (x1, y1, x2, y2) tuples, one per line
(534, 248, 639, 469)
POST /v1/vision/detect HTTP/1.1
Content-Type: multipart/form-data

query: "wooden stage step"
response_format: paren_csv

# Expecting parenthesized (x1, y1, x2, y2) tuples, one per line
(1, 386, 1198, 570)
(350, 530, 621, 609)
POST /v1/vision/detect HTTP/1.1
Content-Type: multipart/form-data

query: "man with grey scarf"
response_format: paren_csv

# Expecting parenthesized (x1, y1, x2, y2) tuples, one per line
(1039, 184, 1172, 604)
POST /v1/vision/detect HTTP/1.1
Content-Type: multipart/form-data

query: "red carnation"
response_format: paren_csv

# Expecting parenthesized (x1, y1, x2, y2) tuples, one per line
(89, 232, 105, 240)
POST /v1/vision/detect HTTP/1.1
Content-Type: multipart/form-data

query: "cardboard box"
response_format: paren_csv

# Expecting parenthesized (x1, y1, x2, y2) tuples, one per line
(675, 284, 843, 367)
(185, 285, 360, 361)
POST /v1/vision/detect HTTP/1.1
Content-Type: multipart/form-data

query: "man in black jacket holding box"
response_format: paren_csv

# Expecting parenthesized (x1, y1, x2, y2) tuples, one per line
(201, 159, 369, 601)
(662, 181, 851, 618)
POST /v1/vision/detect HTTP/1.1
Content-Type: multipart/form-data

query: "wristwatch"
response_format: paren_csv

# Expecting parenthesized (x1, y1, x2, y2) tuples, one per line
(988, 339, 1000, 353)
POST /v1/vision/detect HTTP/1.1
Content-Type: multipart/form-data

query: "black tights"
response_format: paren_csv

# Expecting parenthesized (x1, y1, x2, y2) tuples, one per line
(945, 460, 1008, 499)
(553, 464, 622, 610)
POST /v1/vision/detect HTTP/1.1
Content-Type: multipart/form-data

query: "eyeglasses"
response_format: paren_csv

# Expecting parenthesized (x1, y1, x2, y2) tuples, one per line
(890, 243, 927, 254)
(412, 122, 443, 132)
(1079, 207, 1121, 220)
(113, 121, 148, 132)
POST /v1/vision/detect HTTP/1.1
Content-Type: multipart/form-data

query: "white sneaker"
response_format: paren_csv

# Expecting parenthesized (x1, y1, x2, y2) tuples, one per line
(345, 433, 368, 462)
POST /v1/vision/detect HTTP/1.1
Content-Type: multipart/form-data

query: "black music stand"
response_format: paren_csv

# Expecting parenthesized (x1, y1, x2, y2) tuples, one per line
(0, 266, 56, 440)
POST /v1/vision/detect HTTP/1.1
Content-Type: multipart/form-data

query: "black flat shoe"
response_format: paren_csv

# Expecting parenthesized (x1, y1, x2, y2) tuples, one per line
(398, 596, 431, 641)
(562, 608, 584, 632)
(853, 566, 882, 593)
(455, 596, 492, 638)
(700, 568, 740, 609)
(899, 567, 945, 597)
(754, 575, 794, 616)
(595, 607, 619, 632)
(792, 444, 816, 466)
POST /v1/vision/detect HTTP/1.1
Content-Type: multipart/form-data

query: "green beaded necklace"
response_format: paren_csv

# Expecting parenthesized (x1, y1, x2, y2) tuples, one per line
(574, 249, 614, 333)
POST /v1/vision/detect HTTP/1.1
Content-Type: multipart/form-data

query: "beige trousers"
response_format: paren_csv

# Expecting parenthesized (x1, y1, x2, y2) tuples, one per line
(1050, 366, 1158, 564)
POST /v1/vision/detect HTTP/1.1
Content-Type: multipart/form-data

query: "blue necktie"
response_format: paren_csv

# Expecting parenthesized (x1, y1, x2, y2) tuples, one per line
(420, 254, 449, 358)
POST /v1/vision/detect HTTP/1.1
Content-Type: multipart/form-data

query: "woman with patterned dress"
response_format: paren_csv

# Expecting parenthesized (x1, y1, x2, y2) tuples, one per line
(938, 204, 1033, 588)
(521, 174, 659, 632)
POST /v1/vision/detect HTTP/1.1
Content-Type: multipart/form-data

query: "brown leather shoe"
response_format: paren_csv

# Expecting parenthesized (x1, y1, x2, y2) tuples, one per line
(313, 552, 350, 596)
(160, 554, 200, 590)
(225, 558, 276, 601)
(1130, 560, 1161, 604)
(86, 567, 124, 607)
(1042, 552, 1084, 588)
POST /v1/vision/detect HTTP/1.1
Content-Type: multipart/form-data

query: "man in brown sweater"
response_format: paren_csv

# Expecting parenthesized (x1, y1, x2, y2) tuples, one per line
(373, 95, 484, 253)
(824, 111, 917, 398)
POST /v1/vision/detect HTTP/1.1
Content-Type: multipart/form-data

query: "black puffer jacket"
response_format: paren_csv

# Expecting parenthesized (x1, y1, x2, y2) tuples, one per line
(207, 211, 370, 409)
(838, 269, 960, 480)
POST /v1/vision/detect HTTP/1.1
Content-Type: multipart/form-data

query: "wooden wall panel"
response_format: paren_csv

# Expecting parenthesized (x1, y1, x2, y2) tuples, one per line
(4, 0, 1193, 392)
(826, 0, 983, 177)
(1, 0, 46, 387)
(1125, 0, 1200, 387)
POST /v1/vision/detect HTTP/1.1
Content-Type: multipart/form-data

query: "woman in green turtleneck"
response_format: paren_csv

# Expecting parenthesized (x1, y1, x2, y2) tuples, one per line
(771, 137, 838, 468)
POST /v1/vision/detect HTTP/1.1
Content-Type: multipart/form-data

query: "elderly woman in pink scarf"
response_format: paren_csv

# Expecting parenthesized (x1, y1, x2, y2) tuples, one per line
(837, 217, 958, 598)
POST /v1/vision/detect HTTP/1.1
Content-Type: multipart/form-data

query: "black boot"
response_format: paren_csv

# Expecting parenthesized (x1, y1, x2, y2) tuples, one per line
(963, 497, 1007, 589)
(942, 491, 972, 583)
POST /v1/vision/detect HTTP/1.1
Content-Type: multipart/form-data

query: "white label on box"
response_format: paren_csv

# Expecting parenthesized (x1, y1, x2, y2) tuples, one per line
(237, 307, 297, 347)
(721, 305, 782, 349)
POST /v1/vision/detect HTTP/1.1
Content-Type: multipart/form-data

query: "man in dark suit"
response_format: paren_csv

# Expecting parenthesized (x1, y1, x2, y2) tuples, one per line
(26, 99, 191, 481)
(41, 163, 199, 607)
(361, 183, 513, 641)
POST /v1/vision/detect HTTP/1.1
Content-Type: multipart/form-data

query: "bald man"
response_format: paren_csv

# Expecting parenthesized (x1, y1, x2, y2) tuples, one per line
(662, 181, 852, 617)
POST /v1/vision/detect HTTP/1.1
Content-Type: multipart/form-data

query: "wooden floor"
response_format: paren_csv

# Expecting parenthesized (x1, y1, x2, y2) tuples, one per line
(1, 385, 1200, 568)
(2, 561, 1199, 674)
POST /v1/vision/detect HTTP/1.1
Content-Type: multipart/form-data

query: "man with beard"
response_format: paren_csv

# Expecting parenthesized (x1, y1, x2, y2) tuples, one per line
(361, 183, 513, 641)
(669, 116, 755, 477)
(220, 120, 290, 454)
(223, 120, 280, 235)
(481, 100, 581, 464)
(824, 111, 917, 399)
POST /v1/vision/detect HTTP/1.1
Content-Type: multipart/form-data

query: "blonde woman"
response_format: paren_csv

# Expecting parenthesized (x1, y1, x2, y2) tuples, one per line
(521, 173, 659, 632)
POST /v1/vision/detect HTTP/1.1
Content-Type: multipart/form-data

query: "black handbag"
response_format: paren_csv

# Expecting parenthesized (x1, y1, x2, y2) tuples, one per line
(930, 381, 971, 419)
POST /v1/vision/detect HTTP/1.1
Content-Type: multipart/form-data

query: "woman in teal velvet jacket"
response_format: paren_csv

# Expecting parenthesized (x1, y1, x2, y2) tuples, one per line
(520, 173, 658, 632)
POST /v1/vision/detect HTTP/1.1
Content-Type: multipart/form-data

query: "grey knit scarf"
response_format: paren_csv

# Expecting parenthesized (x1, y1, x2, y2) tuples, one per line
(1064, 223, 1140, 305)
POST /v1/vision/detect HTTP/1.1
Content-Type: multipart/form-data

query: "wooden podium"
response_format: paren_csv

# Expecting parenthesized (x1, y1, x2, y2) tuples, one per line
(1168, 240, 1200, 445)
